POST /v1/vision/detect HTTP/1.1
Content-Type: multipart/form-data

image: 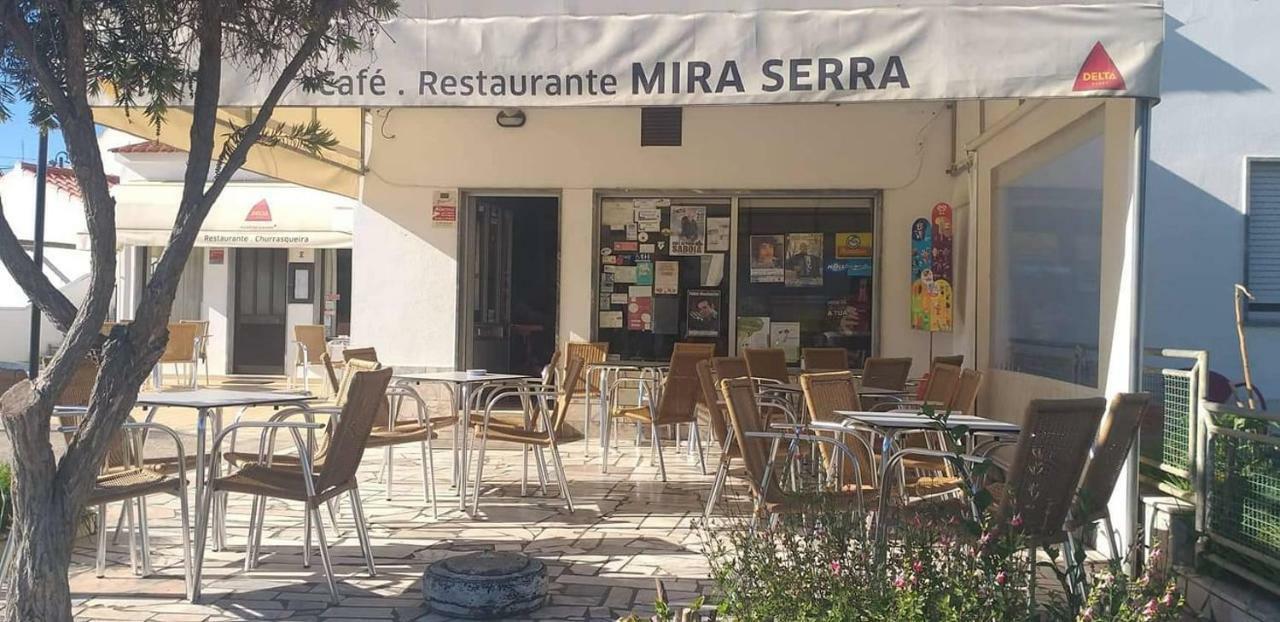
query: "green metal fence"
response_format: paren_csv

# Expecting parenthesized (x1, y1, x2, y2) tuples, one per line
(1201, 402, 1280, 593)
(1140, 349, 1205, 498)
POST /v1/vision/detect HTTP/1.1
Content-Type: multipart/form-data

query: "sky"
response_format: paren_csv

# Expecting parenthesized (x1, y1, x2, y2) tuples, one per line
(0, 99, 67, 171)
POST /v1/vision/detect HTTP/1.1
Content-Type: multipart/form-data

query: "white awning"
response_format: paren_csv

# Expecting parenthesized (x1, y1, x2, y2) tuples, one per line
(216, 0, 1164, 107)
(103, 182, 355, 249)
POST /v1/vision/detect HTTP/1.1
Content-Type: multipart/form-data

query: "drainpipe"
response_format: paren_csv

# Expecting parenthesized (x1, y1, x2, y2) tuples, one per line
(28, 129, 48, 379)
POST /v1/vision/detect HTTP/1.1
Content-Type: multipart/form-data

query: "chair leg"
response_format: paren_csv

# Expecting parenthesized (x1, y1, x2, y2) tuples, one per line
(421, 437, 438, 519)
(302, 507, 313, 569)
(600, 414, 611, 475)
(309, 506, 340, 604)
(138, 497, 154, 576)
(548, 442, 574, 513)
(704, 459, 730, 520)
(532, 446, 550, 496)
(691, 420, 707, 476)
(653, 424, 669, 483)
(177, 488, 194, 600)
(124, 499, 139, 576)
(245, 496, 263, 572)
(96, 503, 108, 577)
(250, 496, 268, 570)
(191, 484, 217, 602)
(384, 445, 394, 501)
(347, 489, 378, 577)
(471, 431, 491, 515)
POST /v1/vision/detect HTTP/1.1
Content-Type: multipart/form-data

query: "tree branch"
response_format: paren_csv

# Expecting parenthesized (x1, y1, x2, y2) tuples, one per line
(0, 195, 78, 332)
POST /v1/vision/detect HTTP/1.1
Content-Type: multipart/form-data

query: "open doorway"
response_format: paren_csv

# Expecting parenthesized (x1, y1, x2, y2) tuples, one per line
(460, 195, 559, 375)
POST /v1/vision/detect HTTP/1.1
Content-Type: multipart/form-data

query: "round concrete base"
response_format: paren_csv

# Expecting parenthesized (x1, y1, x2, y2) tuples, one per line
(423, 551, 547, 619)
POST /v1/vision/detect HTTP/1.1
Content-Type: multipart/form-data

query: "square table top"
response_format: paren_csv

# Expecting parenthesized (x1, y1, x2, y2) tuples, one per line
(585, 360, 670, 369)
(136, 389, 316, 409)
(830, 410, 1022, 435)
(392, 371, 530, 384)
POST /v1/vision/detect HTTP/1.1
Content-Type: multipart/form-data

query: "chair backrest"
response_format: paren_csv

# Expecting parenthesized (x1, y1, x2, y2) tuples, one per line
(695, 359, 730, 447)
(800, 371, 874, 486)
(719, 376, 780, 504)
(933, 354, 965, 369)
(160, 322, 200, 363)
(744, 348, 789, 383)
(547, 357, 584, 435)
(655, 351, 706, 425)
(319, 352, 342, 396)
(542, 350, 562, 385)
(342, 347, 379, 363)
(1001, 397, 1106, 543)
(710, 356, 749, 381)
(57, 358, 131, 470)
(921, 363, 963, 404)
(947, 368, 983, 416)
(180, 320, 210, 354)
(861, 357, 913, 390)
(565, 342, 608, 393)
(802, 347, 849, 372)
(674, 342, 716, 357)
(316, 366, 394, 491)
(336, 357, 383, 406)
(1074, 393, 1150, 524)
(294, 325, 328, 362)
(0, 368, 26, 396)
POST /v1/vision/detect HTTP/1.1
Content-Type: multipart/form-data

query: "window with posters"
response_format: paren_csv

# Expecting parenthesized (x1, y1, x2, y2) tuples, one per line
(595, 196, 731, 360)
(735, 197, 878, 367)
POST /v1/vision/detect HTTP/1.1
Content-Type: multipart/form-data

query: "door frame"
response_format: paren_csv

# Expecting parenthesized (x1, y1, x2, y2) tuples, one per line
(456, 190, 562, 370)
(231, 247, 290, 375)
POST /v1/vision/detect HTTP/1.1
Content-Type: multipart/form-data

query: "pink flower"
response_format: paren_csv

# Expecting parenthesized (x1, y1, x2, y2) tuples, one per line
(830, 561, 842, 575)
(1082, 607, 1095, 621)
(1010, 514, 1024, 528)
(1162, 591, 1176, 607)
(995, 571, 1007, 586)
(1142, 598, 1160, 619)
(912, 560, 924, 574)
(978, 532, 992, 547)
(893, 573, 907, 590)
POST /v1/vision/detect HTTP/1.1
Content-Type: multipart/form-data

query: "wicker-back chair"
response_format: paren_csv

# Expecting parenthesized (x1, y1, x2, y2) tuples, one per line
(802, 347, 849, 372)
(799, 371, 873, 489)
(1068, 393, 1150, 556)
(606, 350, 709, 481)
(933, 354, 964, 369)
(719, 377, 782, 513)
(290, 324, 331, 394)
(711, 356, 750, 381)
(196, 366, 393, 603)
(565, 341, 608, 395)
(471, 358, 585, 513)
(861, 356, 913, 390)
(154, 322, 201, 388)
(744, 348, 790, 383)
(996, 398, 1107, 546)
(920, 363, 962, 405)
(180, 319, 211, 386)
(948, 369, 983, 416)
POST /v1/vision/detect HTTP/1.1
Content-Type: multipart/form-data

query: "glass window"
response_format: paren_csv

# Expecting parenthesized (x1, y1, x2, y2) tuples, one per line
(735, 198, 877, 366)
(991, 111, 1104, 386)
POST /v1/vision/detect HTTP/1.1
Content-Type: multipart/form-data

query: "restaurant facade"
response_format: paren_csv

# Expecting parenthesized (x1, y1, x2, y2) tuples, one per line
(93, 0, 1165, 546)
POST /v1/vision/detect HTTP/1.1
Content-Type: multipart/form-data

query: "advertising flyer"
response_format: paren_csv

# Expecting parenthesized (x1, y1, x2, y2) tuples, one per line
(636, 261, 654, 286)
(770, 322, 801, 362)
(749, 234, 785, 283)
(686, 290, 721, 337)
(627, 286, 653, 331)
(784, 233, 824, 287)
(910, 217, 933, 330)
(670, 206, 706, 255)
(706, 217, 732, 251)
(654, 261, 679, 295)
(835, 232, 873, 258)
(736, 316, 771, 351)
(929, 202, 955, 332)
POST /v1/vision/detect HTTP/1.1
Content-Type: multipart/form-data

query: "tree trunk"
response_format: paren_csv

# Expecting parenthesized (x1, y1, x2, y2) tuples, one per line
(6, 494, 76, 622)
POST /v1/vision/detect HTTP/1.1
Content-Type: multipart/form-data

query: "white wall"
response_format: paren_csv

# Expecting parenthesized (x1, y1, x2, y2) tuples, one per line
(356, 103, 962, 369)
(201, 248, 233, 374)
(1144, 1, 1280, 390)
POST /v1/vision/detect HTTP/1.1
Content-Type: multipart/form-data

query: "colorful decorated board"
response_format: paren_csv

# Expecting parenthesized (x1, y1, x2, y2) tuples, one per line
(910, 204, 956, 332)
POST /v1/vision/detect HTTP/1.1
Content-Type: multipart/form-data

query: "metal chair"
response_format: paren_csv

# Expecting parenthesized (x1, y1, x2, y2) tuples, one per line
(565, 341, 608, 451)
(860, 356, 913, 391)
(801, 347, 849, 372)
(194, 366, 394, 603)
(179, 319, 211, 387)
(471, 357, 586, 513)
(744, 348, 790, 383)
(290, 324, 333, 394)
(605, 351, 710, 481)
(152, 322, 202, 388)
(1068, 393, 1151, 559)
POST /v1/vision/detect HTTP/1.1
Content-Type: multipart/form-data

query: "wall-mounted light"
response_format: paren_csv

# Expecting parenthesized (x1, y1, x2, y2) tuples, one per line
(496, 109, 526, 128)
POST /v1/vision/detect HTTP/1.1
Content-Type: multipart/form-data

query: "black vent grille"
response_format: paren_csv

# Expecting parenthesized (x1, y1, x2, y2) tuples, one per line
(640, 107, 682, 146)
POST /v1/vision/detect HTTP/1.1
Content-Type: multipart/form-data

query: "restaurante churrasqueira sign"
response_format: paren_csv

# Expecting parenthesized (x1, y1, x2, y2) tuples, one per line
(211, 1, 1165, 108)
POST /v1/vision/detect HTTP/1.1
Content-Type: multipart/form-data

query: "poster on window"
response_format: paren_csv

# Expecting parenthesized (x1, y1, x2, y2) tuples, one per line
(627, 286, 653, 331)
(736, 316, 771, 351)
(835, 232, 874, 258)
(670, 206, 706, 255)
(749, 235, 785, 283)
(686, 290, 721, 337)
(654, 261, 679, 295)
(785, 233, 824, 287)
(770, 322, 801, 362)
(910, 217, 932, 330)
(706, 217, 731, 251)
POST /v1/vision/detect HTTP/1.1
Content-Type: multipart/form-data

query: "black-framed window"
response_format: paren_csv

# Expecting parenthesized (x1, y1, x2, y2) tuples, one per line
(735, 198, 877, 365)
(1247, 159, 1280, 321)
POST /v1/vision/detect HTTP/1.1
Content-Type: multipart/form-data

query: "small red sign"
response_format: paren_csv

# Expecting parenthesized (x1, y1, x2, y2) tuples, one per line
(246, 199, 273, 222)
(432, 204, 457, 224)
(1073, 42, 1126, 92)
(208, 248, 225, 265)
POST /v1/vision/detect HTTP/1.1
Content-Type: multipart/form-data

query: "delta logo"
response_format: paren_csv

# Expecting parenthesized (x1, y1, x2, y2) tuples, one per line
(1073, 42, 1126, 92)
(244, 199, 276, 228)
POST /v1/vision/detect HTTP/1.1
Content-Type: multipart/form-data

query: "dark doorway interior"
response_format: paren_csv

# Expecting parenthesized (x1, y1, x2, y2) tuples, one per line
(233, 248, 287, 374)
(465, 196, 559, 375)
(335, 248, 352, 335)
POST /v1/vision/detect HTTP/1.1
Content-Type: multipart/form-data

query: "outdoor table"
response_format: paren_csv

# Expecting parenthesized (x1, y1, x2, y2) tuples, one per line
(585, 360, 669, 459)
(823, 410, 1020, 538)
(136, 388, 315, 549)
(393, 371, 530, 510)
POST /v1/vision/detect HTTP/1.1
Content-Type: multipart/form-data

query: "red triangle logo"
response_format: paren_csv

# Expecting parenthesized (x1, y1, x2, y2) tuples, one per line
(1074, 42, 1126, 92)
(246, 199, 272, 222)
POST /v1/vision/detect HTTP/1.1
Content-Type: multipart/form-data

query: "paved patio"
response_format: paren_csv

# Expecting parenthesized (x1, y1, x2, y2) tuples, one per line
(62, 382, 725, 621)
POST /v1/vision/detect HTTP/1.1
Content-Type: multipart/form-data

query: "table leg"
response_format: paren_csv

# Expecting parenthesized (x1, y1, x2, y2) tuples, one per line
(194, 407, 209, 551)
(458, 383, 472, 512)
(583, 369, 593, 458)
(212, 408, 226, 551)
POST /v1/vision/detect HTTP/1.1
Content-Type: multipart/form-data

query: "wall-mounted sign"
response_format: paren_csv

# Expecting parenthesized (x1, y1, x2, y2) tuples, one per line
(909, 203, 954, 332)
(244, 199, 275, 228)
(432, 191, 458, 225)
(208, 248, 225, 265)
